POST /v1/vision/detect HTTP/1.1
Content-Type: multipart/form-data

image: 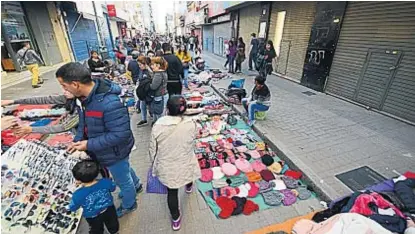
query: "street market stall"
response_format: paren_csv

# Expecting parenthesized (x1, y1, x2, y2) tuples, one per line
(1, 139, 82, 234)
(182, 72, 315, 219)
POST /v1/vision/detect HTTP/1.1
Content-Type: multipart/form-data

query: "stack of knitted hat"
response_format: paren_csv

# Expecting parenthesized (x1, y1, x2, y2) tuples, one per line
(216, 196, 259, 219)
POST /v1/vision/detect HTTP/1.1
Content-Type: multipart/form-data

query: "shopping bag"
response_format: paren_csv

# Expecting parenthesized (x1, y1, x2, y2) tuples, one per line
(146, 167, 168, 194)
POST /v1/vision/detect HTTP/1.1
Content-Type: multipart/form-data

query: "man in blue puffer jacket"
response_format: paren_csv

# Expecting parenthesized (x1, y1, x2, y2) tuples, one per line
(56, 62, 141, 217)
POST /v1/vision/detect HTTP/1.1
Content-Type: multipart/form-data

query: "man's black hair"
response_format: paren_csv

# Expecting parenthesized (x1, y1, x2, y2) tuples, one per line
(162, 43, 172, 53)
(72, 160, 99, 183)
(56, 62, 92, 84)
(251, 33, 256, 37)
(147, 50, 155, 56)
(255, 75, 266, 85)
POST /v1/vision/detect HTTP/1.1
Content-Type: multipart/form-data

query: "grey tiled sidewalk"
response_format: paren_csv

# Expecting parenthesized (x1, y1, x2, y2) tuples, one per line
(2, 71, 323, 234)
(203, 51, 415, 201)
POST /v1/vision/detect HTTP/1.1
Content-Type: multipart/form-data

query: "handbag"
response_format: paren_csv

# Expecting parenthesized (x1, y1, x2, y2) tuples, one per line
(146, 140, 168, 194)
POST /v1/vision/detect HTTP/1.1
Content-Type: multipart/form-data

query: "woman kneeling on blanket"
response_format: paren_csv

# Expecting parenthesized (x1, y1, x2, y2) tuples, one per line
(149, 95, 201, 231)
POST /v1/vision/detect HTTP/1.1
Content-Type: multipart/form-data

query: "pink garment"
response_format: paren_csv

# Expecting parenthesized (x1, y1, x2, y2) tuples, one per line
(16, 104, 52, 112)
(293, 213, 393, 234)
(349, 192, 405, 218)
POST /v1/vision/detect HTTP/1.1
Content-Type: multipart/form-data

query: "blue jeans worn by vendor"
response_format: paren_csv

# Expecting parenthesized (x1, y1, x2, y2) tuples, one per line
(56, 63, 141, 218)
(242, 75, 271, 126)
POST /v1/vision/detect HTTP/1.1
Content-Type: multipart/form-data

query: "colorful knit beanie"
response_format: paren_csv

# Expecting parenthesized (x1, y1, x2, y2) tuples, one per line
(235, 158, 253, 173)
(200, 169, 214, 182)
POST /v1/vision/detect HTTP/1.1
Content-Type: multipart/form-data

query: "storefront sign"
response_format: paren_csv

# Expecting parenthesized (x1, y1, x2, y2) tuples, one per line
(211, 14, 230, 23)
(107, 4, 117, 17)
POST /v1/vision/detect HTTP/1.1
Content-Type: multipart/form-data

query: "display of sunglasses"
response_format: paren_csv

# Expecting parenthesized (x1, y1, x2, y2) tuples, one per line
(10, 201, 21, 207)
(2, 140, 83, 232)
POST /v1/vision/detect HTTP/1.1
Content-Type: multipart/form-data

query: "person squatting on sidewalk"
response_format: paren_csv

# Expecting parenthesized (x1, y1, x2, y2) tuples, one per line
(242, 75, 271, 126)
(69, 160, 119, 234)
(17, 42, 44, 88)
(149, 95, 201, 231)
(56, 62, 142, 218)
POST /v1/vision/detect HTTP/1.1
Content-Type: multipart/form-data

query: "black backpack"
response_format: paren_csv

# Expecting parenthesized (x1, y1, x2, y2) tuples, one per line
(136, 79, 152, 101)
(255, 53, 265, 71)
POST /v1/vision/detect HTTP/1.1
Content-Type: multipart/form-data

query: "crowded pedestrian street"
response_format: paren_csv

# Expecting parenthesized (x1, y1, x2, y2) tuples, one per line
(1, 1, 415, 234)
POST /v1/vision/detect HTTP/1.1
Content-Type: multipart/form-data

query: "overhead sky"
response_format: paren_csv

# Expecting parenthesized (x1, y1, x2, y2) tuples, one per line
(153, 0, 174, 32)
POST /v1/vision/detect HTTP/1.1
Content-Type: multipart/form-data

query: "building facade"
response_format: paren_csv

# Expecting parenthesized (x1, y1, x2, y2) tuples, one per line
(1, 1, 71, 73)
(228, 1, 415, 123)
(325, 2, 415, 122)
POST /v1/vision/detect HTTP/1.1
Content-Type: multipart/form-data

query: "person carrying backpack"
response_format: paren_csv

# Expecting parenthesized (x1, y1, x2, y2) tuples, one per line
(17, 42, 44, 88)
(259, 40, 276, 79)
(136, 56, 154, 127)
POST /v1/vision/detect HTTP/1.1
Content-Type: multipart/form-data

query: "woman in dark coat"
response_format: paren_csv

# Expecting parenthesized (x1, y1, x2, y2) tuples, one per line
(260, 40, 276, 79)
(235, 37, 246, 73)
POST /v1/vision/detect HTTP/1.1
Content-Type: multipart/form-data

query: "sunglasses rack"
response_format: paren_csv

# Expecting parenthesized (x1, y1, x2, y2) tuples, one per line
(1, 139, 82, 234)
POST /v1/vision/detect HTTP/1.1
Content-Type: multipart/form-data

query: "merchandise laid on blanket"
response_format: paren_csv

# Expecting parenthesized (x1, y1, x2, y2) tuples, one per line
(111, 74, 137, 113)
(183, 87, 314, 219)
(1, 139, 82, 234)
(187, 69, 231, 89)
(1, 104, 70, 152)
(286, 172, 415, 234)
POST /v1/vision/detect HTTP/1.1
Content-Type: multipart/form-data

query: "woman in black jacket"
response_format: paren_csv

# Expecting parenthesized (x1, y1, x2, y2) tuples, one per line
(235, 37, 246, 73)
(88, 50, 106, 72)
(260, 40, 276, 79)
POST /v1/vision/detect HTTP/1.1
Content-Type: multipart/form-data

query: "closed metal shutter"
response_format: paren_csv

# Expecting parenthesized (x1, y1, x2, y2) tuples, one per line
(268, 2, 316, 81)
(203, 25, 214, 53)
(213, 22, 231, 57)
(23, 2, 63, 65)
(326, 2, 415, 122)
(65, 11, 100, 61)
(100, 14, 113, 52)
(239, 3, 262, 53)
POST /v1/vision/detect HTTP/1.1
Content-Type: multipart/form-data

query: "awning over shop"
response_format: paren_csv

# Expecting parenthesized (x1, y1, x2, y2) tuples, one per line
(225, 2, 258, 11)
(110, 16, 127, 22)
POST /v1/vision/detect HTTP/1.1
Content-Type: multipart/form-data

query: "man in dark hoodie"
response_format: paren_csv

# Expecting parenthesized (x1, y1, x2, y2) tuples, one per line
(162, 43, 183, 95)
(56, 62, 141, 218)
